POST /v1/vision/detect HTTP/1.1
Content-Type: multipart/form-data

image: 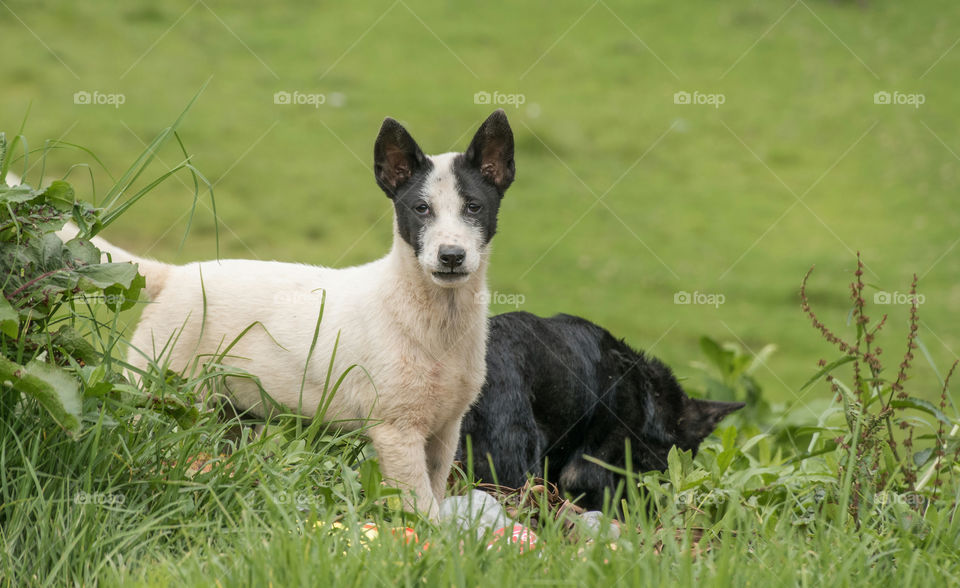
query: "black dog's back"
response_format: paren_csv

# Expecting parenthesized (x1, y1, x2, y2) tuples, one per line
(459, 312, 607, 486)
(458, 312, 743, 510)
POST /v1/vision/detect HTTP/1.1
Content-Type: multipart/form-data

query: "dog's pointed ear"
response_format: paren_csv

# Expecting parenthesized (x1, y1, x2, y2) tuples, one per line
(685, 398, 745, 440)
(464, 109, 515, 194)
(374, 117, 427, 198)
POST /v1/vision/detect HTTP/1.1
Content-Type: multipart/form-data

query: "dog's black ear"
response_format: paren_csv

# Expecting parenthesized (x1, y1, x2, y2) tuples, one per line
(374, 117, 427, 198)
(464, 109, 515, 194)
(685, 398, 745, 441)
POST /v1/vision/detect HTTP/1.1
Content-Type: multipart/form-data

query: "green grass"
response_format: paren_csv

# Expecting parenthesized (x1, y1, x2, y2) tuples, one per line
(2, 1, 960, 585)
(3, 392, 958, 587)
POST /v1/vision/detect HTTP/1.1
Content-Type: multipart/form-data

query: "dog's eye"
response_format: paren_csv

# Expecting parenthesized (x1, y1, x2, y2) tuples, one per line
(466, 202, 482, 214)
(414, 203, 430, 215)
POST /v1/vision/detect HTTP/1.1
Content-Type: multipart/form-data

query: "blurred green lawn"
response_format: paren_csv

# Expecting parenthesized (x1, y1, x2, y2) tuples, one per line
(2, 0, 958, 415)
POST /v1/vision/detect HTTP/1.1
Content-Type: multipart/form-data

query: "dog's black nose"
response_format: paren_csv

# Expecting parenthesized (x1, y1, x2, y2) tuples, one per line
(438, 246, 466, 269)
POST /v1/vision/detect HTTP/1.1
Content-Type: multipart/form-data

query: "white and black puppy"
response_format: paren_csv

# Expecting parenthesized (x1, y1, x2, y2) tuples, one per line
(61, 110, 516, 519)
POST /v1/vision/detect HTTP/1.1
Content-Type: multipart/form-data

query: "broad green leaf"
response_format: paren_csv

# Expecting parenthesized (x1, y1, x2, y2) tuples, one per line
(84, 271, 145, 312)
(0, 295, 18, 337)
(793, 425, 845, 437)
(63, 237, 102, 266)
(721, 425, 737, 452)
(784, 439, 840, 464)
(359, 458, 383, 501)
(0, 184, 41, 204)
(667, 446, 683, 490)
(39, 232, 65, 268)
(890, 397, 956, 428)
(75, 262, 140, 290)
(52, 325, 100, 365)
(107, 271, 145, 311)
(704, 377, 736, 402)
(699, 336, 733, 375)
(40, 180, 75, 210)
(739, 433, 770, 454)
(0, 355, 81, 435)
(83, 381, 114, 399)
(745, 343, 777, 376)
(913, 438, 960, 468)
(716, 426, 739, 474)
(680, 469, 710, 491)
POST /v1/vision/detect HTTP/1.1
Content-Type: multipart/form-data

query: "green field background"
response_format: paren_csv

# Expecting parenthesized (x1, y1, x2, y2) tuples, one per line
(2, 0, 958, 417)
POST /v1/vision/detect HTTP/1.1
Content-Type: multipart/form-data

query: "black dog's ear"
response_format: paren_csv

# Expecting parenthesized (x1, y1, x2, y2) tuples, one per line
(464, 109, 515, 193)
(374, 117, 427, 197)
(685, 398, 745, 441)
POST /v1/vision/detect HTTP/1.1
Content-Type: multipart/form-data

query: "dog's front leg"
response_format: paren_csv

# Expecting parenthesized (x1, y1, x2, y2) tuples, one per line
(426, 417, 463, 505)
(368, 424, 438, 519)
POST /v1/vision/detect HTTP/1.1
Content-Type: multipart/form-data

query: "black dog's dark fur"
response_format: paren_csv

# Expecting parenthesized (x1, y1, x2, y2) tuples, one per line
(457, 312, 744, 511)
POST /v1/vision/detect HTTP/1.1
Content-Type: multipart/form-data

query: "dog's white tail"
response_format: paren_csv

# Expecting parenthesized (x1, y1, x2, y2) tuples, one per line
(57, 224, 170, 300)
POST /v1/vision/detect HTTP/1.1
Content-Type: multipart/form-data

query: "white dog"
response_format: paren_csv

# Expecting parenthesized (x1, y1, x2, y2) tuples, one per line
(60, 110, 516, 518)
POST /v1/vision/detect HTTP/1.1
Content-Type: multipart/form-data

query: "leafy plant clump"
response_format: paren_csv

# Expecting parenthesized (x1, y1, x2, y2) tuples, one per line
(606, 256, 959, 546)
(800, 253, 959, 525)
(1, 134, 145, 435)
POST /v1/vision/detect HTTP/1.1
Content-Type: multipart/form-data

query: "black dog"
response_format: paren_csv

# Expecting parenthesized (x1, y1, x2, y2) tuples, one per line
(457, 312, 744, 510)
